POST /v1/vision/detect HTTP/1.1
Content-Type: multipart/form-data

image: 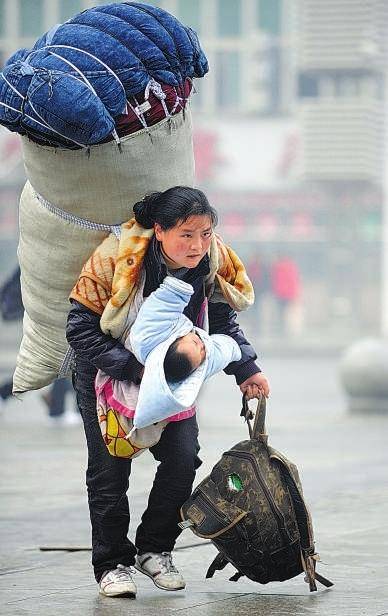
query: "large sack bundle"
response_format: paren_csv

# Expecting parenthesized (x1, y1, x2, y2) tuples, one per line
(14, 110, 194, 394)
(0, 2, 208, 394)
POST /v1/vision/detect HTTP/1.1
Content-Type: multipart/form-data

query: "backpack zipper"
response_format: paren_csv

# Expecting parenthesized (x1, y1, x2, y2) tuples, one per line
(224, 450, 290, 545)
(196, 489, 230, 524)
(189, 489, 247, 540)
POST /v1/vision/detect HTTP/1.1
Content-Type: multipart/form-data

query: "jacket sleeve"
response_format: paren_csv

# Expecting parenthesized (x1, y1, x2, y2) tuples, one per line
(208, 301, 261, 385)
(66, 299, 144, 382)
(204, 334, 241, 379)
(130, 276, 194, 363)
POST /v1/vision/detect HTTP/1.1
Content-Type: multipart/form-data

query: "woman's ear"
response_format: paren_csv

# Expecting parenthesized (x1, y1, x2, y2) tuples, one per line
(154, 223, 163, 241)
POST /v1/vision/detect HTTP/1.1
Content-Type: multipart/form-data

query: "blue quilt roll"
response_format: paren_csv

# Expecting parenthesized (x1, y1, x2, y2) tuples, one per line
(0, 2, 208, 148)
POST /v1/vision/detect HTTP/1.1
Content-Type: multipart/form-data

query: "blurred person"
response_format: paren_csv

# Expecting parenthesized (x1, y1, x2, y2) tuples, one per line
(0, 265, 22, 412)
(270, 255, 301, 336)
(41, 377, 81, 426)
(0, 379, 13, 410)
(246, 254, 271, 334)
(0, 265, 23, 322)
(0, 265, 78, 422)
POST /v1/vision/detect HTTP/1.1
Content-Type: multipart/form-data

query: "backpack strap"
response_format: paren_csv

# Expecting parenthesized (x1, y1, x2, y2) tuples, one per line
(205, 552, 229, 578)
(314, 571, 334, 588)
(300, 550, 334, 591)
(229, 571, 244, 582)
(240, 394, 267, 441)
(206, 552, 245, 582)
(273, 452, 335, 592)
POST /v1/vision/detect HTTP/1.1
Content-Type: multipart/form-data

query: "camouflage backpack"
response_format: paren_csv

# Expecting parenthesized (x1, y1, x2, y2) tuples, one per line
(180, 395, 333, 591)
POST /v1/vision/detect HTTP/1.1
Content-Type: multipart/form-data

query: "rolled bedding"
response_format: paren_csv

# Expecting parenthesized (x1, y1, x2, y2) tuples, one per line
(0, 2, 207, 148)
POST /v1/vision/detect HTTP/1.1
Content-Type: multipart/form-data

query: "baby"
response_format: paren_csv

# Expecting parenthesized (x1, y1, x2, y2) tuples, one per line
(129, 275, 242, 429)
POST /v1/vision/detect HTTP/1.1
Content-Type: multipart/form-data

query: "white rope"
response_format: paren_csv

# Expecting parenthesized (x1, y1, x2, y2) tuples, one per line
(26, 99, 87, 148)
(0, 71, 89, 147)
(43, 44, 126, 98)
(0, 73, 26, 99)
(145, 78, 170, 119)
(0, 99, 85, 148)
(46, 51, 124, 144)
(128, 97, 149, 131)
(171, 87, 184, 115)
(1, 70, 115, 148)
(46, 50, 98, 97)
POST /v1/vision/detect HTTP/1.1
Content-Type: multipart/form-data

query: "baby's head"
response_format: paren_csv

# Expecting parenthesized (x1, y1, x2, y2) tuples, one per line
(164, 332, 206, 383)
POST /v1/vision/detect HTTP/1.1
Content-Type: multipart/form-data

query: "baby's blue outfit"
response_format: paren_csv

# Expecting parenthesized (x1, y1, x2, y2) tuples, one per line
(129, 276, 241, 429)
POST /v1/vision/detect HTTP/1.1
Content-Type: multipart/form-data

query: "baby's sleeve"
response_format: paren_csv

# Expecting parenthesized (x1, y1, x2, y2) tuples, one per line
(205, 334, 242, 379)
(130, 276, 194, 363)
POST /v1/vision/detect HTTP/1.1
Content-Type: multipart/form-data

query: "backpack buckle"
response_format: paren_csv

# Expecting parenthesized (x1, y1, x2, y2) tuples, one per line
(178, 519, 194, 530)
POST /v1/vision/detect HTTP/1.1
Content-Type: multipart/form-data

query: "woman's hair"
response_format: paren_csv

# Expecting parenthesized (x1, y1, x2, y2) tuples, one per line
(164, 338, 196, 383)
(133, 186, 218, 230)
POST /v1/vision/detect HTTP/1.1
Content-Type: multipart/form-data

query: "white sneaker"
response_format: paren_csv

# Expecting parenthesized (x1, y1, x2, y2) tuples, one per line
(99, 564, 137, 598)
(135, 552, 185, 591)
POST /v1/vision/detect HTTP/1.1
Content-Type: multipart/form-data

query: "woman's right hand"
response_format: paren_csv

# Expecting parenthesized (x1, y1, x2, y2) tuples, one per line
(239, 373, 270, 400)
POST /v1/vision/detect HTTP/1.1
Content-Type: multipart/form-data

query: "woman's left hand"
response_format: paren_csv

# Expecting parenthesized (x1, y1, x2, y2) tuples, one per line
(239, 373, 270, 400)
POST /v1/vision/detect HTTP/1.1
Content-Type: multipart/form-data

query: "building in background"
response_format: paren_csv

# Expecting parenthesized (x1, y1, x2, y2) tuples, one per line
(0, 0, 294, 115)
(0, 0, 386, 342)
(191, 0, 386, 341)
(296, 0, 387, 337)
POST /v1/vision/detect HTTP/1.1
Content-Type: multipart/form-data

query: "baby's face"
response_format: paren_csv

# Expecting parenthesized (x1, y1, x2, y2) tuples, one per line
(177, 332, 206, 370)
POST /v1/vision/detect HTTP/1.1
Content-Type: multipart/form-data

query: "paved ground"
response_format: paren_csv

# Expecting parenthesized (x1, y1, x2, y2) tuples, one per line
(0, 347, 387, 616)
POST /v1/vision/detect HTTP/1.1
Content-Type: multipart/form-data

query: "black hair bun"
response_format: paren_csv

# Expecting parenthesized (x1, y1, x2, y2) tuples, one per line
(133, 192, 161, 228)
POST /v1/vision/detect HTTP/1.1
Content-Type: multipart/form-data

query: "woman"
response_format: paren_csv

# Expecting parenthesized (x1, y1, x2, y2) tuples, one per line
(66, 186, 270, 598)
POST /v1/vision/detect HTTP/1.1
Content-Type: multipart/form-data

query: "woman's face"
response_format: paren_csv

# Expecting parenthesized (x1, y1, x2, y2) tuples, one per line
(155, 214, 213, 269)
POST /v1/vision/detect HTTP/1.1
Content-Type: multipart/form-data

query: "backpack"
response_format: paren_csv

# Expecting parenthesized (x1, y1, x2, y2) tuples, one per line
(179, 395, 333, 592)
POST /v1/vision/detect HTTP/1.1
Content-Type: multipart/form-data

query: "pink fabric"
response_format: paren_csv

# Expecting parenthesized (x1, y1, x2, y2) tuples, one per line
(165, 406, 197, 423)
(196, 297, 208, 329)
(104, 381, 135, 418)
(96, 378, 196, 423)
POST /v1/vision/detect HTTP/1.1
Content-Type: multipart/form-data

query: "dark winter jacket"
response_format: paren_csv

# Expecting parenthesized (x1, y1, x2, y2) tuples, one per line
(66, 240, 260, 390)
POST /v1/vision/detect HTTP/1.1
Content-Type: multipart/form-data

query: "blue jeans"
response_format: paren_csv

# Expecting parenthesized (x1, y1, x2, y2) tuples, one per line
(73, 360, 202, 582)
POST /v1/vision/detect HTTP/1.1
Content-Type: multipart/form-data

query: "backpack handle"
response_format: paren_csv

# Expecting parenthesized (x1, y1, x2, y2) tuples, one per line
(240, 394, 267, 441)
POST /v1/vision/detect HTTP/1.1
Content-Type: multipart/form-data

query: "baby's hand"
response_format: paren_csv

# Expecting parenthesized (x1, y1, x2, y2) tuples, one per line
(239, 373, 270, 400)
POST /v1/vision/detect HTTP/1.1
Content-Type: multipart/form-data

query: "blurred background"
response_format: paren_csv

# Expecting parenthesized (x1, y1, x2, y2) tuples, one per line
(0, 4, 387, 612)
(0, 0, 386, 350)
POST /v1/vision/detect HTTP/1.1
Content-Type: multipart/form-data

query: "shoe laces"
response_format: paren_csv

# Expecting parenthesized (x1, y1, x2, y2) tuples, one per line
(156, 552, 178, 575)
(112, 564, 135, 581)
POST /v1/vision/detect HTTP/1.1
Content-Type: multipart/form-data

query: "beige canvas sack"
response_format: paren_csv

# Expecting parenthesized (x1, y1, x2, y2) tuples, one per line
(14, 110, 194, 394)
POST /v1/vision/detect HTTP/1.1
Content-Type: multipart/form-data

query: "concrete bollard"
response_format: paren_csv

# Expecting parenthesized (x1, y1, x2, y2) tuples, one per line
(339, 338, 388, 413)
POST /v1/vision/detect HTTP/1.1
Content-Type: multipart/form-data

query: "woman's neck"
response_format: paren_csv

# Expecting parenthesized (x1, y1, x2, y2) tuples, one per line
(160, 244, 181, 270)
